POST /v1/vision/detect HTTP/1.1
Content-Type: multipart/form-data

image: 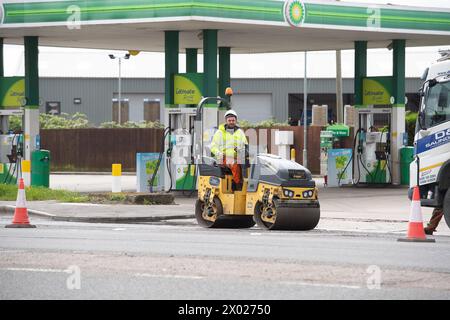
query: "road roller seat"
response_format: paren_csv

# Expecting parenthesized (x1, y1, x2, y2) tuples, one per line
(198, 156, 234, 179)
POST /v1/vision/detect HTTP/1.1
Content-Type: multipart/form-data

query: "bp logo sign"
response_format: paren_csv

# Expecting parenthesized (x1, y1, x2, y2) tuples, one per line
(284, 0, 306, 27)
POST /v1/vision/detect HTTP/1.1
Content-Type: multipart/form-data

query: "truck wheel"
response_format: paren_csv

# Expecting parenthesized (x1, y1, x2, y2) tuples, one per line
(443, 190, 450, 229)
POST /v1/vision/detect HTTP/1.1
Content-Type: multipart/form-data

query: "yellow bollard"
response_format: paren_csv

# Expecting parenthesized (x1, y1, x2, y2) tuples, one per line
(22, 160, 31, 187)
(290, 148, 296, 162)
(112, 164, 122, 193)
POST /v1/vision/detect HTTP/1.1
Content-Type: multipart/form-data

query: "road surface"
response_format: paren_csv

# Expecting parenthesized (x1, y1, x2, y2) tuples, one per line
(1, 215, 449, 300)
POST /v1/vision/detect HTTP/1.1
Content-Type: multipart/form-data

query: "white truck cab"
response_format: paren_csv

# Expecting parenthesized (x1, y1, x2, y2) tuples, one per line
(409, 50, 450, 229)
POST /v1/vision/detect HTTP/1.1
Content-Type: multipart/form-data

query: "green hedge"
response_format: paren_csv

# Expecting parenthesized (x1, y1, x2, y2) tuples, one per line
(238, 118, 289, 129)
(8, 113, 164, 130)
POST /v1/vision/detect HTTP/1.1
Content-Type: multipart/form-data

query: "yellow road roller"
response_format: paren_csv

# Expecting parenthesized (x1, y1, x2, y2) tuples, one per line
(195, 154, 320, 230)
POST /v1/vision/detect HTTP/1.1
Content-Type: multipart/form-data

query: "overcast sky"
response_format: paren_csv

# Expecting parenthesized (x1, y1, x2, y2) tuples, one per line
(2, 0, 450, 78)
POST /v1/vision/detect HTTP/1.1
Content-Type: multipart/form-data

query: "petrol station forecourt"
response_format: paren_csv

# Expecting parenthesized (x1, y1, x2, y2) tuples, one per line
(1, 0, 450, 301)
(1, 0, 450, 228)
(0, 0, 449, 235)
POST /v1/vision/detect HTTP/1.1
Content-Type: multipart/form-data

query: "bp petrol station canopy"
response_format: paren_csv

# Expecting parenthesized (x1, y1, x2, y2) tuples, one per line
(0, 0, 450, 53)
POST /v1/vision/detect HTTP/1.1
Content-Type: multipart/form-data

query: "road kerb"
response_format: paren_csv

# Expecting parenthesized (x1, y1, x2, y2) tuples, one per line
(0, 205, 194, 223)
(0, 205, 56, 218)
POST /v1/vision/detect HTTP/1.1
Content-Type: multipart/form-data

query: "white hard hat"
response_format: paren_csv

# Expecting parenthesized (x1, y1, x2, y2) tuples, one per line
(224, 110, 238, 119)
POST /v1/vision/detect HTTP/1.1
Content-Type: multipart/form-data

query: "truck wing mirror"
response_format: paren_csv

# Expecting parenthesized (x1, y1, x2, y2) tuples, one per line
(418, 87, 424, 97)
(418, 111, 426, 130)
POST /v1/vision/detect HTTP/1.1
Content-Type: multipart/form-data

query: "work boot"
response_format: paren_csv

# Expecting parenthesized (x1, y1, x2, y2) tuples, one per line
(232, 182, 243, 191)
(235, 182, 243, 191)
(424, 208, 444, 235)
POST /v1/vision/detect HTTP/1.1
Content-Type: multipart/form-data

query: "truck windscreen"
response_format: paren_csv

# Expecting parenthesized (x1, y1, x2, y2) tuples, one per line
(424, 81, 450, 128)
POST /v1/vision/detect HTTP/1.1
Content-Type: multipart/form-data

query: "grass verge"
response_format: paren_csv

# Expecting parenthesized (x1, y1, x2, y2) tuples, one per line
(0, 185, 170, 205)
(0, 184, 89, 202)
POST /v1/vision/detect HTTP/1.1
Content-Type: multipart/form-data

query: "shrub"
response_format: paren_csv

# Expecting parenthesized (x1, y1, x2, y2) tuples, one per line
(99, 120, 165, 129)
(41, 112, 91, 129)
(8, 113, 165, 130)
(405, 111, 418, 146)
(239, 118, 289, 129)
(8, 115, 22, 131)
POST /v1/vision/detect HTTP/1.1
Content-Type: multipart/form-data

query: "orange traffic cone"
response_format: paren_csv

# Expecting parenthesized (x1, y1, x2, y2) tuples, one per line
(398, 186, 434, 242)
(5, 178, 36, 229)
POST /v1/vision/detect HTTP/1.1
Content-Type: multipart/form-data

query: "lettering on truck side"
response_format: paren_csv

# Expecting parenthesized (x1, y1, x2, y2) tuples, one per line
(416, 128, 450, 154)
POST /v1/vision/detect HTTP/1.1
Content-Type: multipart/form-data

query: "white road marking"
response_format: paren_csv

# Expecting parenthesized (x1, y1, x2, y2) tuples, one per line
(2, 267, 69, 273)
(250, 233, 262, 236)
(280, 281, 361, 290)
(113, 228, 127, 231)
(134, 273, 204, 280)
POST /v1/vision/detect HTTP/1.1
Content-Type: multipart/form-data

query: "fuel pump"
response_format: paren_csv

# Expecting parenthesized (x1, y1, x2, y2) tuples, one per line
(166, 108, 197, 192)
(149, 88, 233, 193)
(354, 106, 392, 185)
(148, 108, 197, 193)
(0, 109, 25, 184)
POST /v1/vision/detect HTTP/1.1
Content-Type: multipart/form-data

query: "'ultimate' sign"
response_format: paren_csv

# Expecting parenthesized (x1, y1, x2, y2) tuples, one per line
(174, 73, 203, 105)
(0, 77, 25, 109)
(362, 77, 395, 105)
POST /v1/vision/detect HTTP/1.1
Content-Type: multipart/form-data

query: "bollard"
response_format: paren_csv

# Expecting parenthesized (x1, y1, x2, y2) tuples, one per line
(112, 164, 122, 193)
(22, 160, 31, 187)
(290, 148, 296, 162)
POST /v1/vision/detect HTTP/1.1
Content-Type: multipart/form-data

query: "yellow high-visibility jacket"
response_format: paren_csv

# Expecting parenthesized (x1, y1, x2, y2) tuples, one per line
(210, 124, 248, 160)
